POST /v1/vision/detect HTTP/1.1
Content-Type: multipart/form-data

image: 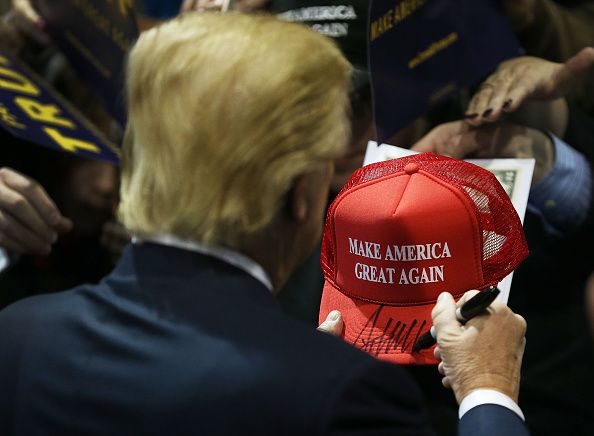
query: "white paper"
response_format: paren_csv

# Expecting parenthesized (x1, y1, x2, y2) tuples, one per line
(362, 141, 535, 303)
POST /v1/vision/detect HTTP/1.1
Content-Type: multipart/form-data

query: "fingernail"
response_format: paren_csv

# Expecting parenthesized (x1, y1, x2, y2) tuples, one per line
(328, 310, 340, 321)
(35, 18, 45, 29)
(464, 113, 478, 119)
(437, 292, 448, 302)
(503, 99, 512, 109)
(482, 109, 493, 118)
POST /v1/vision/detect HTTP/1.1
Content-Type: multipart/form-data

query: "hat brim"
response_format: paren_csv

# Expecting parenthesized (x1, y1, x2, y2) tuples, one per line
(320, 280, 437, 365)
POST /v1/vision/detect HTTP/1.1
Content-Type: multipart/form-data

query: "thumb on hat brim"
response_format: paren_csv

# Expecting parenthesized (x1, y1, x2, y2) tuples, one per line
(318, 310, 343, 337)
(432, 292, 460, 339)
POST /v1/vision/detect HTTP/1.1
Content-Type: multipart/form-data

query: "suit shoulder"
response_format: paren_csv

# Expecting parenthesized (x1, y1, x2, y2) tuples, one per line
(0, 284, 94, 344)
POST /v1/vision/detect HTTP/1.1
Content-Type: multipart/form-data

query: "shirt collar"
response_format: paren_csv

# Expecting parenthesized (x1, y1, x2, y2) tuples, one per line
(132, 234, 273, 292)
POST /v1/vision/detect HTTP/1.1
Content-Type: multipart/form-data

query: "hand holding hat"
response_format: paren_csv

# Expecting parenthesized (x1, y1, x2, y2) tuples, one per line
(319, 289, 527, 405)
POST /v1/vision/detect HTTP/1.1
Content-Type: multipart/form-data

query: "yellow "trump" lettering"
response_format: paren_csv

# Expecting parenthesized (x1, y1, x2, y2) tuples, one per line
(0, 56, 40, 96)
(0, 55, 101, 156)
(0, 104, 25, 129)
(43, 128, 100, 153)
(14, 98, 76, 129)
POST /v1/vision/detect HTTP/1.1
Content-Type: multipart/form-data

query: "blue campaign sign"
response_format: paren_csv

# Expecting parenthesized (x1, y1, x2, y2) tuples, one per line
(0, 49, 120, 163)
(369, 0, 522, 142)
(34, 0, 139, 126)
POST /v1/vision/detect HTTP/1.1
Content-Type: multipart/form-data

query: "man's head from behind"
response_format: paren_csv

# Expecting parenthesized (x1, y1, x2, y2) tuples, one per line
(119, 13, 350, 256)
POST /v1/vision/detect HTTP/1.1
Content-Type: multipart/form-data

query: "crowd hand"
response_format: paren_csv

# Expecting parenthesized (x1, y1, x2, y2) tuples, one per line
(180, 0, 228, 13)
(181, 0, 270, 13)
(0, 168, 72, 257)
(317, 310, 343, 336)
(431, 291, 526, 404)
(100, 220, 131, 263)
(13, 0, 41, 24)
(10, 0, 51, 45)
(232, 0, 271, 12)
(466, 48, 594, 128)
(411, 121, 555, 185)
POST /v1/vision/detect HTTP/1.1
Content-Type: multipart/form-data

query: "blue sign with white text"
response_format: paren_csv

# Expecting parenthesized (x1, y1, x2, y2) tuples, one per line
(369, 0, 522, 142)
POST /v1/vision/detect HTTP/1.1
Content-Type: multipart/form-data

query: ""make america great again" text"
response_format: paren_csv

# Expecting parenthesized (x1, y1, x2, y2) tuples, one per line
(348, 237, 451, 285)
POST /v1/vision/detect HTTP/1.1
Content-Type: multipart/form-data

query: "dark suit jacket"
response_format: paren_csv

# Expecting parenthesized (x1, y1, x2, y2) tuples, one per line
(0, 243, 528, 435)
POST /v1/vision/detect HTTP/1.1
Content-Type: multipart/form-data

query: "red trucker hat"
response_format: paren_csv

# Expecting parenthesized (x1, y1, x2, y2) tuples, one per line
(320, 153, 528, 365)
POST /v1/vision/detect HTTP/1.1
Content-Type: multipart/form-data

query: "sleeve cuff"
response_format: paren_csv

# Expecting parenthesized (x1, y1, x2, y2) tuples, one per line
(458, 389, 525, 421)
(528, 133, 592, 235)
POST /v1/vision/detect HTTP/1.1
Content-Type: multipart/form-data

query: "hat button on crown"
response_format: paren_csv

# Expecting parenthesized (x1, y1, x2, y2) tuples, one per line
(404, 163, 419, 175)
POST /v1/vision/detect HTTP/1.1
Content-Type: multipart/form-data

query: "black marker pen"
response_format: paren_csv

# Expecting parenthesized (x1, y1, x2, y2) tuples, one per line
(412, 286, 501, 352)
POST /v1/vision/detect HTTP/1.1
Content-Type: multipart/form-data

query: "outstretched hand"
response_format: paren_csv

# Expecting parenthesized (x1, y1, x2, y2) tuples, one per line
(0, 168, 72, 257)
(10, 0, 52, 45)
(466, 48, 594, 126)
(13, 0, 42, 25)
(412, 121, 555, 185)
(180, 0, 270, 13)
(180, 0, 229, 12)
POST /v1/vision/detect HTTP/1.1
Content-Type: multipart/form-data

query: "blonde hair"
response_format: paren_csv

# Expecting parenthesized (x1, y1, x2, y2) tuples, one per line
(119, 12, 351, 246)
